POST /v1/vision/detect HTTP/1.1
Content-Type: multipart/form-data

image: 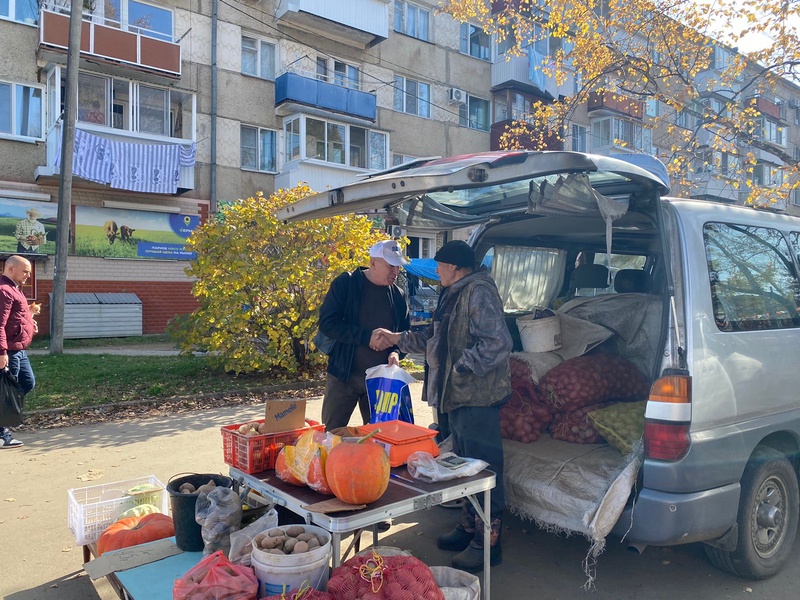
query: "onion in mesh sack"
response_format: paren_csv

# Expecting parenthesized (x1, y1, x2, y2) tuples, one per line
(499, 388, 553, 444)
(549, 401, 614, 444)
(328, 550, 444, 600)
(538, 353, 650, 413)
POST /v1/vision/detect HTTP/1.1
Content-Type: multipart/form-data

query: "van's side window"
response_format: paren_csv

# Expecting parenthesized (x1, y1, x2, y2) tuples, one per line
(704, 223, 800, 331)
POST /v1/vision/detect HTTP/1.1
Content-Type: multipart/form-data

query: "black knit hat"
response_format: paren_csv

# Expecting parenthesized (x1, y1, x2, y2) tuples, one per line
(434, 240, 475, 269)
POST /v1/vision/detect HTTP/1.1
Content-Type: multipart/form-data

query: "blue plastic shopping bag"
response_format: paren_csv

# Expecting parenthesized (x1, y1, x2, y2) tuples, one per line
(365, 364, 416, 424)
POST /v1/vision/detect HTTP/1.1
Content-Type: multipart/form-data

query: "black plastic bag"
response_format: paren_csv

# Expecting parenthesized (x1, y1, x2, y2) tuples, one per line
(0, 369, 25, 427)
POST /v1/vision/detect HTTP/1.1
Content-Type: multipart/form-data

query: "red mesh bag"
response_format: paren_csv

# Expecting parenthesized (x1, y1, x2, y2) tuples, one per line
(499, 387, 553, 444)
(328, 551, 444, 600)
(538, 353, 650, 413)
(549, 402, 613, 444)
(263, 585, 334, 600)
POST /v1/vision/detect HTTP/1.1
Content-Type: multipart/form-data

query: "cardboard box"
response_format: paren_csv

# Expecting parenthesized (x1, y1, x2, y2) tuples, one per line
(263, 399, 307, 433)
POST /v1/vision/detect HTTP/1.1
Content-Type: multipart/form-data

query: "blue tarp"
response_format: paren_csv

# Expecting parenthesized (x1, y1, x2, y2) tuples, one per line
(405, 258, 439, 281)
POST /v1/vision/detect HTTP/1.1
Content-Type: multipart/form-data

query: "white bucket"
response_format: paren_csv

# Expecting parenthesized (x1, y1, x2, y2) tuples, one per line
(251, 525, 331, 599)
(516, 314, 562, 353)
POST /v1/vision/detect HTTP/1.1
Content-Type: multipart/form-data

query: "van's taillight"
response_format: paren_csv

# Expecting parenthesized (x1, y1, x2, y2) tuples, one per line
(644, 422, 690, 460)
(644, 373, 691, 461)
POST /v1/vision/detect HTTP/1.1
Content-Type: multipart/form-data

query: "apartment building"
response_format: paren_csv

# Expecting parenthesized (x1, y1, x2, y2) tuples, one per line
(0, 0, 494, 336)
(1, 0, 796, 336)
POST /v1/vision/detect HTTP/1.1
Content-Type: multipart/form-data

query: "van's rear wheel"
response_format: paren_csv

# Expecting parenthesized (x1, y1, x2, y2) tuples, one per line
(705, 447, 798, 579)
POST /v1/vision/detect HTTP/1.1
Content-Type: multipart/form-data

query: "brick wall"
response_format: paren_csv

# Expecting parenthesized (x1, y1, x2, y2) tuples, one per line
(35, 280, 198, 336)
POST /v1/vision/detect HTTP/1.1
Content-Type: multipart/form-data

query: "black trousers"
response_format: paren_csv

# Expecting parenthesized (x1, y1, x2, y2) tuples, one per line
(448, 404, 505, 518)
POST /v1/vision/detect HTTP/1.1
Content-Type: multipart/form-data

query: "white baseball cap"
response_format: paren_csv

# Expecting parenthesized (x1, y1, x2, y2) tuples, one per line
(369, 240, 409, 267)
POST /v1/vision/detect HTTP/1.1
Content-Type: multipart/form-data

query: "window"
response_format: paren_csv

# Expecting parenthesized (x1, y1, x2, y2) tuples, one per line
(591, 117, 650, 153)
(56, 69, 194, 140)
(757, 118, 784, 146)
(282, 115, 387, 170)
(792, 188, 800, 207)
(393, 76, 430, 118)
(99, 0, 174, 42)
(285, 117, 300, 161)
(460, 23, 490, 60)
(0, 81, 43, 140)
(315, 57, 359, 90)
(713, 46, 733, 71)
(705, 223, 800, 331)
(394, 1, 429, 41)
(1, 0, 37, 22)
(242, 37, 276, 80)
(459, 96, 489, 131)
(392, 153, 418, 166)
(572, 124, 587, 152)
(645, 99, 659, 117)
(753, 163, 783, 187)
(240, 125, 276, 172)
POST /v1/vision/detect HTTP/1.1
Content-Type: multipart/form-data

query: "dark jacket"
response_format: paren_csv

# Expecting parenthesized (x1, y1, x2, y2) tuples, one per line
(0, 275, 34, 354)
(319, 267, 409, 382)
(398, 267, 512, 412)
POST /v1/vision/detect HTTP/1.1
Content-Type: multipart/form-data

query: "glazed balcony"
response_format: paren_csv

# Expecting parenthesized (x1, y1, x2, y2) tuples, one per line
(38, 8, 181, 81)
(276, 0, 389, 48)
(587, 91, 643, 120)
(275, 71, 377, 122)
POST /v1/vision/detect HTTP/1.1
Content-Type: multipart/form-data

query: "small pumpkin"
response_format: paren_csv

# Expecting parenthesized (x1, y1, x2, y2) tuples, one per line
(97, 513, 175, 556)
(275, 446, 305, 486)
(306, 447, 334, 496)
(325, 432, 390, 504)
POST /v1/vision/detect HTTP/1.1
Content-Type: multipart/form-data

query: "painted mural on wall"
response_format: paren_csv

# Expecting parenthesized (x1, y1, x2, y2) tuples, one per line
(0, 199, 57, 255)
(75, 206, 199, 260)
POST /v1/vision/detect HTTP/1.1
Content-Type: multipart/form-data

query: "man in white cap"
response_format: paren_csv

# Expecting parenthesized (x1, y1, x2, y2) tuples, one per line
(317, 240, 410, 430)
(15, 207, 46, 253)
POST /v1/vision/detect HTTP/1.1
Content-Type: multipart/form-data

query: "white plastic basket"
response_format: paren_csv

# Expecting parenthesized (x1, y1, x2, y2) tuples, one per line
(67, 475, 168, 546)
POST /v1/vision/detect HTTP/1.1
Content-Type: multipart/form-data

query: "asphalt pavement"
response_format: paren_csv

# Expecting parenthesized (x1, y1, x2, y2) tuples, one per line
(3, 346, 800, 599)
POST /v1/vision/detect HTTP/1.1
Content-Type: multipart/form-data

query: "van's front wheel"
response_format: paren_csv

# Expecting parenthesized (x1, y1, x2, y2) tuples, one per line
(705, 446, 799, 579)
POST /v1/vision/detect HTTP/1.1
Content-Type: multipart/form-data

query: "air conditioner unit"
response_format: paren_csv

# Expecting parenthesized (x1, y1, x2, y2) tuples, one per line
(448, 88, 467, 104)
(389, 225, 406, 238)
(790, 99, 800, 109)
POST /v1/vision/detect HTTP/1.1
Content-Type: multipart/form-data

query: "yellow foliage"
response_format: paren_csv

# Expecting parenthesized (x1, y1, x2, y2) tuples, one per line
(170, 185, 386, 375)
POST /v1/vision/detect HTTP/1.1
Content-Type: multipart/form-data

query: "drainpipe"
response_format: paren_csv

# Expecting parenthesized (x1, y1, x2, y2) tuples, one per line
(210, 0, 218, 213)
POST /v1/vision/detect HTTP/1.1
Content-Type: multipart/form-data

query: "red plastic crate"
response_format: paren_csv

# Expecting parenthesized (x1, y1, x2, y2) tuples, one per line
(221, 419, 324, 474)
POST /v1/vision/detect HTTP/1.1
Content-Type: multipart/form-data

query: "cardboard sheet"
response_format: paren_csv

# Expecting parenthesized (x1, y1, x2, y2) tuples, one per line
(83, 538, 182, 579)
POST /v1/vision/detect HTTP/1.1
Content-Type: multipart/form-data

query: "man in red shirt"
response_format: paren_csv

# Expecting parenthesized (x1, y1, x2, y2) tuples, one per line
(0, 256, 36, 448)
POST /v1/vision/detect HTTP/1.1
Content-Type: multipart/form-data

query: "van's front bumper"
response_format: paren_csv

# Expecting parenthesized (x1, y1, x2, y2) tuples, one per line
(611, 482, 740, 546)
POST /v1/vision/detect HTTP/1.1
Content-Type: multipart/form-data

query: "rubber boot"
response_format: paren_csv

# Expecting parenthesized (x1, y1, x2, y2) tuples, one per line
(436, 505, 475, 551)
(451, 516, 502, 572)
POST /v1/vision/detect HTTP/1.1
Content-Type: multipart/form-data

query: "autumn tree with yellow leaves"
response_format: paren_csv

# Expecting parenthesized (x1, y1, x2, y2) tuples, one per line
(172, 185, 386, 375)
(442, 0, 800, 206)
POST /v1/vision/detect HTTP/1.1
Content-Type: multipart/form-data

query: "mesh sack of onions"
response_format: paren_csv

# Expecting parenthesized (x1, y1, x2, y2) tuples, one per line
(538, 353, 650, 413)
(499, 387, 553, 444)
(263, 584, 335, 600)
(328, 550, 445, 600)
(549, 401, 613, 444)
(510, 352, 562, 387)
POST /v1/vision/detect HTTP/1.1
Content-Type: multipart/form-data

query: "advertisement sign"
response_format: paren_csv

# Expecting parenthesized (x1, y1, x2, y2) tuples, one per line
(0, 198, 57, 255)
(75, 206, 199, 260)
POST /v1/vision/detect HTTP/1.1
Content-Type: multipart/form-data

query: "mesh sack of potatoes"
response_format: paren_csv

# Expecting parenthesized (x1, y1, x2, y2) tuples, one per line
(587, 400, 648, 455)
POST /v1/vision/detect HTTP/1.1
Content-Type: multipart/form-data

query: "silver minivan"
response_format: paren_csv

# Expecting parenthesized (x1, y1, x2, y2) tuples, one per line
(279, 151, 800, 578)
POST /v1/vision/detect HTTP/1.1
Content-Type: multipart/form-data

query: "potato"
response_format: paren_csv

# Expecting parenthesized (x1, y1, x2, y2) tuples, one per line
(292, 541, 309, 554)
(267, 528, 286, 537)
(285, 525, 305, 538)
(296, 532, 315, 542)
(283, 538, 298, 553)
(307, 537, 320, 549)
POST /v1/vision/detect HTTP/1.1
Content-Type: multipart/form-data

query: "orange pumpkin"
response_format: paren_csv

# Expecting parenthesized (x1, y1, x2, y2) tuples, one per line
(97, 513, 175, 555)
(325, 438, 390, 504)
(275, 446, 305, 486)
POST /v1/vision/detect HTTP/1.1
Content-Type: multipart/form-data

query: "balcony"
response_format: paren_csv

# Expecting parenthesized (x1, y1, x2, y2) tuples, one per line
(750, 96, 783, 121)
(35, 123, 195, 193)
(276, 0, 389, 49)
(491, 54, 571, 100)
(588, 91, 643, 120)
(490, 120, 563, 151)
(275, 72, 377, 122)
(38, 8, 181, 81)
(276, 160, 368, 194)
